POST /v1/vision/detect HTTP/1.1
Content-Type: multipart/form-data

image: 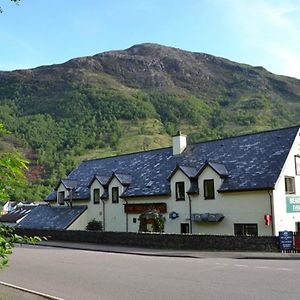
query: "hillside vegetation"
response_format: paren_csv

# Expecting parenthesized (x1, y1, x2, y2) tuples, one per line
(0, 43, 299, 200)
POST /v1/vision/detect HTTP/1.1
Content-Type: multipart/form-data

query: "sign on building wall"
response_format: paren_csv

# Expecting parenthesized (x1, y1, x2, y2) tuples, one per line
(124, 203, 167, 214)
(286, 196, 300, 213)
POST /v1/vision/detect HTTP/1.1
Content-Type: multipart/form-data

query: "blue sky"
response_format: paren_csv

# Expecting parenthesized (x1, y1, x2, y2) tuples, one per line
(1, 0, 300, 78)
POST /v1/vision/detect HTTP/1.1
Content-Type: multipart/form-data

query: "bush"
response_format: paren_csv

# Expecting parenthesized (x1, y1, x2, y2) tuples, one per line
(86, 219, 103, 231)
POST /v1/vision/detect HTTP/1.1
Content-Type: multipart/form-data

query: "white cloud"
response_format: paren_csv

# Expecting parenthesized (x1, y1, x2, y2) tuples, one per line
(224, 0, 300, 78)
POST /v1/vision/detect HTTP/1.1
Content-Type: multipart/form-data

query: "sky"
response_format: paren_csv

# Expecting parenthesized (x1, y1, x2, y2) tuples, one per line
(1, 0, 300, 79)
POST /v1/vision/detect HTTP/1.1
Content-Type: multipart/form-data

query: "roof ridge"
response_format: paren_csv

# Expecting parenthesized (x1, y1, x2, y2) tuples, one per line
(82, 125, 299, 164)
(188, 125, 300, 147)
(82, 145, 172, 163)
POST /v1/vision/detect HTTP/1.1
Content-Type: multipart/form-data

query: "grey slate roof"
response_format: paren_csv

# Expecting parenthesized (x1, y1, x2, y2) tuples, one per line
(55, 179, 78, 190)
(197, 161, 228, 178)
(17, 205, 87, 230)
(168, 165, 198, 179)
(0, 206, 37, 223)
(45, 126, 299, 201)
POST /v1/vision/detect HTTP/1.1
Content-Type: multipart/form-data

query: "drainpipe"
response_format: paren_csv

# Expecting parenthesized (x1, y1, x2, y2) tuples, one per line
(101, 199, 106, 231)
(68, 188, 73, 208)
(123, 198, 129, 232)
(188, 194, 193, 234)
(268, 190, 275, 236)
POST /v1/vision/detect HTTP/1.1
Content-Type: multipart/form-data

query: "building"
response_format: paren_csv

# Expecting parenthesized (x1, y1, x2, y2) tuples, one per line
(0, 203, 38, 227)
(42, 126, 300, 236)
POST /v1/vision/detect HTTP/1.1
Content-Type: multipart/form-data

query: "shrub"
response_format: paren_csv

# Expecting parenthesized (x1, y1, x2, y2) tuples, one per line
(86, 219, 103, 231)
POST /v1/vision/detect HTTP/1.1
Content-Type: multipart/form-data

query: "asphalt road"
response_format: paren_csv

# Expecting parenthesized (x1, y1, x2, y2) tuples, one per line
(0, 245, 300, 300)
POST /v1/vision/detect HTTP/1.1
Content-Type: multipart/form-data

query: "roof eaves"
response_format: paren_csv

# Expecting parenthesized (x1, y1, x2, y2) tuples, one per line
(218, 186, 275, 193)
(64, 206, 88, 229)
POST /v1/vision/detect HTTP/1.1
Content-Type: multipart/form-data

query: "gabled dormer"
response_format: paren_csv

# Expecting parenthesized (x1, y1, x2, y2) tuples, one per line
(168, 164, 198, 201)
(196, 161, 228, 200)
(106, 172, 132, 203)
(88, 175, 110, 204)
(55, 179, 77, 205)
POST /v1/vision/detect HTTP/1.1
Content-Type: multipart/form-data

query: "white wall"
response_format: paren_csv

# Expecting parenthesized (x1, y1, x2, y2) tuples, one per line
(105, 177, 126, 232)
(273, 129, 300, 235)
(54, 162, 286, 235)
(167, 169, 191, 233)
(191, 166, 272, 236)
(67, 209, 88, 231)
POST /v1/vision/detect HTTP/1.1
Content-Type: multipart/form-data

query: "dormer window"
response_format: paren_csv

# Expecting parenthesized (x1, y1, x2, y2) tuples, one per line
(112, 187, 119, 203)
(93, 188, 100, 204)
(176, 182, 185, 201)
(204, 179, 215, 199)
(58, 191, 65, 205)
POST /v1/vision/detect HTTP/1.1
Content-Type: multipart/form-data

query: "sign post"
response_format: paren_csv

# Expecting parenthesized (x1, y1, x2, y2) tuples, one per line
(279, 231, 294, 252)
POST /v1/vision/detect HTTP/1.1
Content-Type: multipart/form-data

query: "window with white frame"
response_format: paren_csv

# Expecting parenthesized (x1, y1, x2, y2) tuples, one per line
(234, 224, 258, 236)
(112, 187, 119, 203)
(285, 176, 295, 194)
(204, 179, 215, 199)
(175, 182, 185, 200)
(295, 156, 300, 175)
(93, 188, 100, 204)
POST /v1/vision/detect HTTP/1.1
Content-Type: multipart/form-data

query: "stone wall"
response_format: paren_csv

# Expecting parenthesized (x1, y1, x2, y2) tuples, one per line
(15, 228, 279, 252)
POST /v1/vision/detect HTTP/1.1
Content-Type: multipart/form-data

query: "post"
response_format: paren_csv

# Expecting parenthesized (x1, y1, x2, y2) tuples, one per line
(188, 194, 193, 233)
(102, 199, 106, 231)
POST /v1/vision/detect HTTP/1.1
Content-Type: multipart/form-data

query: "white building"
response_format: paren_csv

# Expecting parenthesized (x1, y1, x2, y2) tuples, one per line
(42, 126, 300, 236)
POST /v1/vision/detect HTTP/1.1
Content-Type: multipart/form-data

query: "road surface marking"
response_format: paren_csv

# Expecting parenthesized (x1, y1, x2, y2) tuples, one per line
(234, 264, 248, 267)
(0, 281, 64, 300)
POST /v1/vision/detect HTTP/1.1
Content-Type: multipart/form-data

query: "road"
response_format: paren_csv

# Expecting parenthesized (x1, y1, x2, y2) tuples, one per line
(0, 245, 300, 300)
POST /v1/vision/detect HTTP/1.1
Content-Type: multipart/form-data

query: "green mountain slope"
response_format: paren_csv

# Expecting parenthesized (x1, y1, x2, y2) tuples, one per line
(0, 43, 299, 200)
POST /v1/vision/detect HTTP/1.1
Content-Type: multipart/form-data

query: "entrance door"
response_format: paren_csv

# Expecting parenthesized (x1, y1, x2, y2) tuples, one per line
(181, 223, 189, 234)
(296, 222, 300, 234)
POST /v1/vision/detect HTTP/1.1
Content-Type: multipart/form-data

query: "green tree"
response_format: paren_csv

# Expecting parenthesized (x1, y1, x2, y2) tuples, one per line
(0, 123, 41, 268)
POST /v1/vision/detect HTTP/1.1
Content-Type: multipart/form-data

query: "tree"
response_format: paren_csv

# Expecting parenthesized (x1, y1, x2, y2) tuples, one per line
(0, 123, 40, 268)
(0, 0, 20, 13)
(0, 123, 28, 200)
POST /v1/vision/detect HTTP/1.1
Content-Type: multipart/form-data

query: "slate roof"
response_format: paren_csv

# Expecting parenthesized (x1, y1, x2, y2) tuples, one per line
(17, 205, 87, 230)
(0, 206, 37, 223)
(45, 126, 299, 201)
(56, 179, 77, 190)
(168, 165, 198, 179)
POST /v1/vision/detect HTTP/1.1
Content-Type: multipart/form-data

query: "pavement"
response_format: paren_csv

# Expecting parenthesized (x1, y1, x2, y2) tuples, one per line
(36, 240, 300, 260)
(2, 240, 300, 300)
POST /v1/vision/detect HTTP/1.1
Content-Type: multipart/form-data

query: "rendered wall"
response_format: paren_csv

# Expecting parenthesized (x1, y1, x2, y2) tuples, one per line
(273, 129, 300, 235)
(67, 210, 88, 231)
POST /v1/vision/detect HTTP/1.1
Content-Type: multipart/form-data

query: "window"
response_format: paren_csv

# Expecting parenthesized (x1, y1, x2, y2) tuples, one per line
(285, 176, 295, 194)
(181, 223, 189, 234)
(204, 179, 215, 199)
(295, 156, 300, 175)
(234, 224, 258, 236)
(175, 182, 185, 200)
(93, 188, 100, 204)
(58, 191, 65, 205)
(112, 187, 119, 203)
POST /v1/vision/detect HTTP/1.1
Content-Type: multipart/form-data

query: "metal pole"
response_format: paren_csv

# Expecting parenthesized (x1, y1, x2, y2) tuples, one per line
(102, 199, 105, 231)
(188, 194, 192, 233)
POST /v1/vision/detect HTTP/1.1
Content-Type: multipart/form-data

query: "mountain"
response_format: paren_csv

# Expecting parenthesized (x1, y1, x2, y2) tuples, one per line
(0, 43, 299, 200)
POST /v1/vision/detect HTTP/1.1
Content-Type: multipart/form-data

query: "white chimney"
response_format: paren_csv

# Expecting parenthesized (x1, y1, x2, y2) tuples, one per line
(172, 131, 187, 155)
